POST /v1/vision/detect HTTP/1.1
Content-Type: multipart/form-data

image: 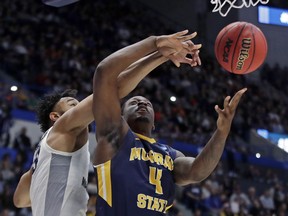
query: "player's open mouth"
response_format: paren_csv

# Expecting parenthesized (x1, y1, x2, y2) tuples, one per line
(137, 107, 148, 113)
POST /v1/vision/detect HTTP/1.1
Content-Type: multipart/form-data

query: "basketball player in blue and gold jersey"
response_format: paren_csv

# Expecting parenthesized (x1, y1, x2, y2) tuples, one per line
(92, 30, 246, 216)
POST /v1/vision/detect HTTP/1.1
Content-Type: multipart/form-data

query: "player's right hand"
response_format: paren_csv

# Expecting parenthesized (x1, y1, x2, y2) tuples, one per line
(156, 30, 201, 67)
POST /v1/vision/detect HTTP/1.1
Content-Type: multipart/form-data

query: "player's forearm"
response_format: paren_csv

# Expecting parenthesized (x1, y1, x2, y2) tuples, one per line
(117, 51, 167, 98)
(187, 129, 228, 182)
(95, 36, 157, 81)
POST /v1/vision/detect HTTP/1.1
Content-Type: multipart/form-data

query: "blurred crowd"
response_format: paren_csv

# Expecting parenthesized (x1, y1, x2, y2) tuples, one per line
(1, 0, 288, 215)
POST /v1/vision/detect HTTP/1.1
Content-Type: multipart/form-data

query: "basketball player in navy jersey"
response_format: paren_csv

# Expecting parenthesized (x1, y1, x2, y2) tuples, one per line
(13, 31, 196, 216)
(92, 30, 246, 216)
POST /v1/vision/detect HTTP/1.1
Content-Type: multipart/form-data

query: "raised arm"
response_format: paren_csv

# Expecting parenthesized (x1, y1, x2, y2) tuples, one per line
(92, 36, 159, 164)
(173, 88, 247, 186)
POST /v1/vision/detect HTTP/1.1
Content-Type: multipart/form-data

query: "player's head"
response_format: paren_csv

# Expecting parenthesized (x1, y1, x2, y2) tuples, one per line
(122, 96, 155, 133)
(36, 89, 79, 132)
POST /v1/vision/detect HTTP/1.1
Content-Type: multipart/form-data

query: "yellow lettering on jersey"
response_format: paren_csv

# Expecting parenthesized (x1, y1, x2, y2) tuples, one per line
(129, 148, 173, 171)
(137, 194, 146, 209)
(154, 152, 164, 165)
(146, 195, 153, 209)
(163, 155, 174, 171)
(159, 199, 167, 212)
(149, 167, 163, 194)
(148, 151, 155, 163)
(141, 149, 149, 161)
(151, 198, 160, 211)
(137, 193, 168, 213)
(129, 147, 141, 161)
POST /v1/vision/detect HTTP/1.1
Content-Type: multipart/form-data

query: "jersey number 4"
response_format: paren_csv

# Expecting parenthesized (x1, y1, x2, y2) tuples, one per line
(149, 167, 163, 194)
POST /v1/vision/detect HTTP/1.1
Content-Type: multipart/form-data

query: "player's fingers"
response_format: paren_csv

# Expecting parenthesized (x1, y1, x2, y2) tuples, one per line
(178, 32, 197, 42)
(223, 96, 231, 109)
(193, 50, 199, 61)
(181, 42, 189, 49)
(186, 40, 194, 46)
(181, 57, 194, 65)
(160, 47, 179, 57)
(197, 52, 202, 66)
(229, 88, 247, 110)
(172, 30, 189, 38)
(189, 50, 201, 66)
(214, 104, 223, 115)
(190, 44, 202, 51)
(170, 55, 181, 67)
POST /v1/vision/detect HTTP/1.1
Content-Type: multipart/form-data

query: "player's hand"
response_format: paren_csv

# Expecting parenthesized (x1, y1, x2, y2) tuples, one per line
(172, 40, 202, 67)
(215, 88, 247, 135)
(156, 30, 201, 67)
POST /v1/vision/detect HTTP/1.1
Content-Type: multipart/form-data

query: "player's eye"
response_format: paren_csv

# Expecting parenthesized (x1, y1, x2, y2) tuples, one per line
(130, 101, 137, 105)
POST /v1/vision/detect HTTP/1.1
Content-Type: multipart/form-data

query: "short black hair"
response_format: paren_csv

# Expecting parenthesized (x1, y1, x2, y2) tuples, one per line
(121, 98, 129, 114)
(35, 89, 77, 132)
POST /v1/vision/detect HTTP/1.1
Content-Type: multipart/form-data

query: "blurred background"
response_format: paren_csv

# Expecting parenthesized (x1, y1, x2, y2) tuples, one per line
(1, 0, 288, 215)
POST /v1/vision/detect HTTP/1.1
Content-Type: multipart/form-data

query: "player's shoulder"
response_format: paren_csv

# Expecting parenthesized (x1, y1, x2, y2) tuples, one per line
(156, 142, 178, 159)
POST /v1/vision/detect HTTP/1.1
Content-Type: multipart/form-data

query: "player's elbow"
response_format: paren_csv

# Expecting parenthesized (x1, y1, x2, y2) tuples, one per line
(13, 195, 22, 208)
(94, 58, 113, 78)
(176, 174, 207, 186)
(13, 194, 30, 208)
(190, 174, 208, 184)
(94, 63, 106, 80)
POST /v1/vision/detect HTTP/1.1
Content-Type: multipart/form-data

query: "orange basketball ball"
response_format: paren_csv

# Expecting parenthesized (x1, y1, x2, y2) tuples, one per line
(215, 21, 267, 74)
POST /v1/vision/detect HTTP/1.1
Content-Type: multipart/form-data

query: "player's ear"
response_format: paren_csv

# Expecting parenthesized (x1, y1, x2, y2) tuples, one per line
(49, 112, 60, 122)
(152, 125, 155, 131)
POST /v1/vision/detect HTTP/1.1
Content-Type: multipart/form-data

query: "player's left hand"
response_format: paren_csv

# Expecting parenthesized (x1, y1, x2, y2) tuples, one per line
(215, 88, 247, 135)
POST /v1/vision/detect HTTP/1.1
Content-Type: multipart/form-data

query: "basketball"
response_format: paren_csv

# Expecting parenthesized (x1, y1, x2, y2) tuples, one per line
(214, 21, 267, 74)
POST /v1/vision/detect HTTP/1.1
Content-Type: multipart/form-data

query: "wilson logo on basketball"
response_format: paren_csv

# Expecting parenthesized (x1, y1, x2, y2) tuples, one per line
(236, 38, 251, 70)
(222, 38, 233, 63)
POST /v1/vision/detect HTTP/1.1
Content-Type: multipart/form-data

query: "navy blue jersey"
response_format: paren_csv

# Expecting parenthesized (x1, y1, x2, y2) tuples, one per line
(94, 129, 177, 216)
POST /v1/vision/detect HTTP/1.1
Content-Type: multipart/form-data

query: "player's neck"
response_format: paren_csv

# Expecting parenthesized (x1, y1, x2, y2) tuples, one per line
(132, 127, 152, 138)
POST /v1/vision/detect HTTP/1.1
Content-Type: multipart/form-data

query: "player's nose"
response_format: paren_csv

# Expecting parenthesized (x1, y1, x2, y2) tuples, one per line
(138, 101, 148, 106)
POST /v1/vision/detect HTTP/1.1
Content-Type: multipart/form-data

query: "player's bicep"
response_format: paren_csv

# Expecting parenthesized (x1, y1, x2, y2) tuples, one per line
(173, 156, 196, 186)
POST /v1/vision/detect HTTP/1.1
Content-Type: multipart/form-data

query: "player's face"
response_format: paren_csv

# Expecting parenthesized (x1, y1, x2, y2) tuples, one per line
(123, 96, 155, 125)
(54, 97, 79, 114)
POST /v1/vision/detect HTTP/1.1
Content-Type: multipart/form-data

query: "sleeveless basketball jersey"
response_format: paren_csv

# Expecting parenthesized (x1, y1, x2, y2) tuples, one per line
(30, 127, 90, 216)
(94, 129, 177, 216)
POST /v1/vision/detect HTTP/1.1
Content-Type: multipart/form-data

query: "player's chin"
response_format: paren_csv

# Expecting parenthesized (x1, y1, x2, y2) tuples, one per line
(135, 116, 151, 123)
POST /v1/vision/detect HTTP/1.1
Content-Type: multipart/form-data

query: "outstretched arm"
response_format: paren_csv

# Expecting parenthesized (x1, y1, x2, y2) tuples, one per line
(93, 36, 160, 165)
(13, 170, 32, 208)
(173, 88, 247, 186)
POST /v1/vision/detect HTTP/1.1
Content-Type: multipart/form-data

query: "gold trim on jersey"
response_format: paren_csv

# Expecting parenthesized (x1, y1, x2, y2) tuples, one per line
(96, 161, 112, 207)
(134, 133, 156, 144)
(165, 203, 173, 212)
